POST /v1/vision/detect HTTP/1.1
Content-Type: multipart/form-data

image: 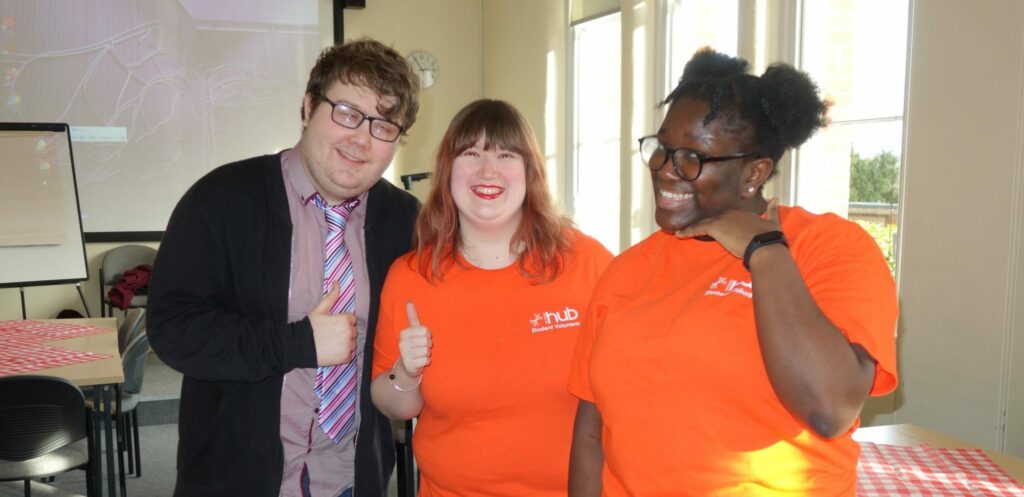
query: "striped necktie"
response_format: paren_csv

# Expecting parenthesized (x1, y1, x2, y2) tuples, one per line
(311, 193, 360, 443)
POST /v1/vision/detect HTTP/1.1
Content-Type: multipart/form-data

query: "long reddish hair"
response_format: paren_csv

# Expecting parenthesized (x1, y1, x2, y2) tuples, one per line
(414, 99, 573, 283)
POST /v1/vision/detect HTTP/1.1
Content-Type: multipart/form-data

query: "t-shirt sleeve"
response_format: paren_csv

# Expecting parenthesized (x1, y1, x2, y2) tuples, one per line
(792, 216, 899, 396)
(372, 260, 408, 379)
(566, 232, 614, 402)
(568, 270, 614, 402)
(568, 300, 601, 402)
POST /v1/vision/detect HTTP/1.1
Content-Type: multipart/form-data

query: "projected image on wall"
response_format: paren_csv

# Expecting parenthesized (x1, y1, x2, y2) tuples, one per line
(0, 0, 320, 233)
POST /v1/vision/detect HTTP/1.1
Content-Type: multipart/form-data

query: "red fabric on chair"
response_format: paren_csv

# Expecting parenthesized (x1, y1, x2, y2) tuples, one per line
(106, 264, 152, 310)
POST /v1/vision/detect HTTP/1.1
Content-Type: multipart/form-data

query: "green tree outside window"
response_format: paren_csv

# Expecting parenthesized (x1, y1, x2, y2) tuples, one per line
(850, 150, 900, 204)
(849, 150, 900, 274)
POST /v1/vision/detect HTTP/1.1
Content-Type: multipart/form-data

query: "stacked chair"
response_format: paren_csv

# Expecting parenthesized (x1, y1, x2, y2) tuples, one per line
(83, 308, 151, 496)
(116, 309, 150, 481)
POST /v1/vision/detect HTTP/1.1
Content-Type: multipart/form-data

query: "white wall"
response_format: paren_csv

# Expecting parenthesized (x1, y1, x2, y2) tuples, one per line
(892, 0, 1024, 455)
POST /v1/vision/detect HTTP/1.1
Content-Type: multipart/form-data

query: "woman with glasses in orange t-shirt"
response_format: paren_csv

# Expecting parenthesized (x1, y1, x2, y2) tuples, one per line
(567, 48, 898, 496)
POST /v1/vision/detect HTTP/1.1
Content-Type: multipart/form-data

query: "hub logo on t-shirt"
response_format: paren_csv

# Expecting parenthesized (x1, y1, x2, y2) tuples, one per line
(529, 307, 580, 333)
(704, 276, 753, 299)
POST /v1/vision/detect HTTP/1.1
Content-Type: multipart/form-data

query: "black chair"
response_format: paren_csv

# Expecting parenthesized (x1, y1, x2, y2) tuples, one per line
(0, 375, 95, 497)
(99, 245, 156, 318)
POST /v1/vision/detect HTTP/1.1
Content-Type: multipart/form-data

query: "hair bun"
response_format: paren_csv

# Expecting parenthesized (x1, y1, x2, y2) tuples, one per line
(759, 64, 830, 149)
(662, 48, 829, 163)
(678, 47, 748, 86)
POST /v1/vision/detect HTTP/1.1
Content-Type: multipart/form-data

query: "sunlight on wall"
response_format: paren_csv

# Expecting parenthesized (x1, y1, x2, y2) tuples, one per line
(629, 12, 655, 245)
(545, 49, 560, 207)
(753, 0, 768, 71)
(572, 13, 622, 252)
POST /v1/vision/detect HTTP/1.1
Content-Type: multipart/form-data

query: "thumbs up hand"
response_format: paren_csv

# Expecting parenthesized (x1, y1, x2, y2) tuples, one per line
(308, 281, 358, 366)
(397, 301, 432, 378)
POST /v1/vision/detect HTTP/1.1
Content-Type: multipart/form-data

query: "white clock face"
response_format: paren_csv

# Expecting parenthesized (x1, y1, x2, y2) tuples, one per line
(408, 51, 438, 89)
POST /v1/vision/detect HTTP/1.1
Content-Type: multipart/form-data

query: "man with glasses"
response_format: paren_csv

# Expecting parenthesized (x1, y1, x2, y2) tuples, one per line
(148, 38, 420, 497)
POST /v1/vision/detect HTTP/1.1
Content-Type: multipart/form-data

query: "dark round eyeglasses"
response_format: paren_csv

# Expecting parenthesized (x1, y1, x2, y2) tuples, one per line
(316, 96, 404, 142)
(638, 135, 757, 181)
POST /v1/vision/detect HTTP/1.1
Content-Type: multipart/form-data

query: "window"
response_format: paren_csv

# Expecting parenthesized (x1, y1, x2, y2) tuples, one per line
(570, 12, 621, 252)
(667, 0, 739, 84)
(795, 0, 909, 272)
(574, 0, 908, 266)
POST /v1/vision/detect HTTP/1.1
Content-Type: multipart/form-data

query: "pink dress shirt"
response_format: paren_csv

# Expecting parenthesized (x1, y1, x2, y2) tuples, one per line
(278, 146, 371, 497)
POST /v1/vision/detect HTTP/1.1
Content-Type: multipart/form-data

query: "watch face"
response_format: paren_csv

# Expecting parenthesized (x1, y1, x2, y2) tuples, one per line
(407, 51, 438, 89)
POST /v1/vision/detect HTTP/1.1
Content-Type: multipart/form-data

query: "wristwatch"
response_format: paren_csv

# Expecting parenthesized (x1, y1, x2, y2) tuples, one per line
(743, 230, 788, 270)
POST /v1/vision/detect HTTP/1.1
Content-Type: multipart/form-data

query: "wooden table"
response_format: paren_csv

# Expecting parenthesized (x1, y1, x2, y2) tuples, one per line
(33, 318, 123, 386)
(855, 423, 1024, 484)
(2, 318, 124, 497)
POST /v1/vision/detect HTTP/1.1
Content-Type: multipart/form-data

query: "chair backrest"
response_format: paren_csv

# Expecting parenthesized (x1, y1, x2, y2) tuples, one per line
(119, 309, 151, 395)
(100, 245, 157, 286)
(0, 375, 87, 462)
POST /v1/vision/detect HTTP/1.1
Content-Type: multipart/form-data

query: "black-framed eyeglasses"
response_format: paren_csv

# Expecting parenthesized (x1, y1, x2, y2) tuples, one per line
(638, 135, 757, 181)
(316, 96, 404, 142)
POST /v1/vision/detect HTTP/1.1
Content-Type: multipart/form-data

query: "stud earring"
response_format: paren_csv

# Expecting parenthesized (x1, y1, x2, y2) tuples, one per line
(747, 187, 755, 193)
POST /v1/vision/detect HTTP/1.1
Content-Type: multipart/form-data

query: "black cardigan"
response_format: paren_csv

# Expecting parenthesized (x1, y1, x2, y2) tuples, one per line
(147, 154, 419, 497)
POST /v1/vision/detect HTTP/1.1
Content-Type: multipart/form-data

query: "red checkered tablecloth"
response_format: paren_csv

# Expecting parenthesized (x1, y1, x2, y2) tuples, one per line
(858, 441, 1024, 496)
(0, 320, 112, 376)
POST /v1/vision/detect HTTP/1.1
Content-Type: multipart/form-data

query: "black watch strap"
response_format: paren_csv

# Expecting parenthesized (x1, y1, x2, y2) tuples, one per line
(743, 230, 788, 270)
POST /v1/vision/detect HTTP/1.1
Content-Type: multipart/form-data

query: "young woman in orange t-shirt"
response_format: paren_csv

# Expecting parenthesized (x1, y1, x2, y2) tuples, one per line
(371, 99, 612, 497)
(567, 48, 898, 496)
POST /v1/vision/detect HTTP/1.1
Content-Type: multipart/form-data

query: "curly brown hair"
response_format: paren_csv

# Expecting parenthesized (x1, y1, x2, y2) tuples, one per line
(305, 37, 420, 132)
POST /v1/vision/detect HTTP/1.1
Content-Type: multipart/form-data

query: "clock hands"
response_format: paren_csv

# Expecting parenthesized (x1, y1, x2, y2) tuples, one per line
(407, 51, 437, 88)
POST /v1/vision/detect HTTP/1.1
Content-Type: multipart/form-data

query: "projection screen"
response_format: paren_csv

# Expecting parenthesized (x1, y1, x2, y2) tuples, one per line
(0, 0, 321, 237)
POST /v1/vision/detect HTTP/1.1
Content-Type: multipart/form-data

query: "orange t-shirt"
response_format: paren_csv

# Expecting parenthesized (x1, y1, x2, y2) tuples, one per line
(568, 206, 898, 497)
(373, 230, 612, 497)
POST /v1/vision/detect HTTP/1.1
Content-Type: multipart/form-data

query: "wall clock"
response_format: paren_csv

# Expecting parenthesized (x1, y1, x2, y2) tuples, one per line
(407, 50, 439, 89)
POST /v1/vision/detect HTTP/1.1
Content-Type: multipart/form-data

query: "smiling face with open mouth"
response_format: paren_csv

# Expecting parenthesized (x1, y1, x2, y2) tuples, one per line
(450, 135, 527, 234)
(652, 97, 754, 233)
(299, 81, 400, 204)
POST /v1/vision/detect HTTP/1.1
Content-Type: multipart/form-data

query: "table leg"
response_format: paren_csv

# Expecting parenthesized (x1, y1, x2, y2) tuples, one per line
(101, 384, 118, 497)
(87, 392, 101, 497)
(88, 384, 120, 497)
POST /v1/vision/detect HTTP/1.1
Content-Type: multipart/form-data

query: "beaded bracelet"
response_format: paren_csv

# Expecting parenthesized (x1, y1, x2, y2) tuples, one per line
(388, 359, 422, 392)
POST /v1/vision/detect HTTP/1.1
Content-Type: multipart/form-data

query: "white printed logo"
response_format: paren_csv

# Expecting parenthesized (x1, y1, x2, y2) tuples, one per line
(704, 276, 752, 299)
(530, 307, 581, 333)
